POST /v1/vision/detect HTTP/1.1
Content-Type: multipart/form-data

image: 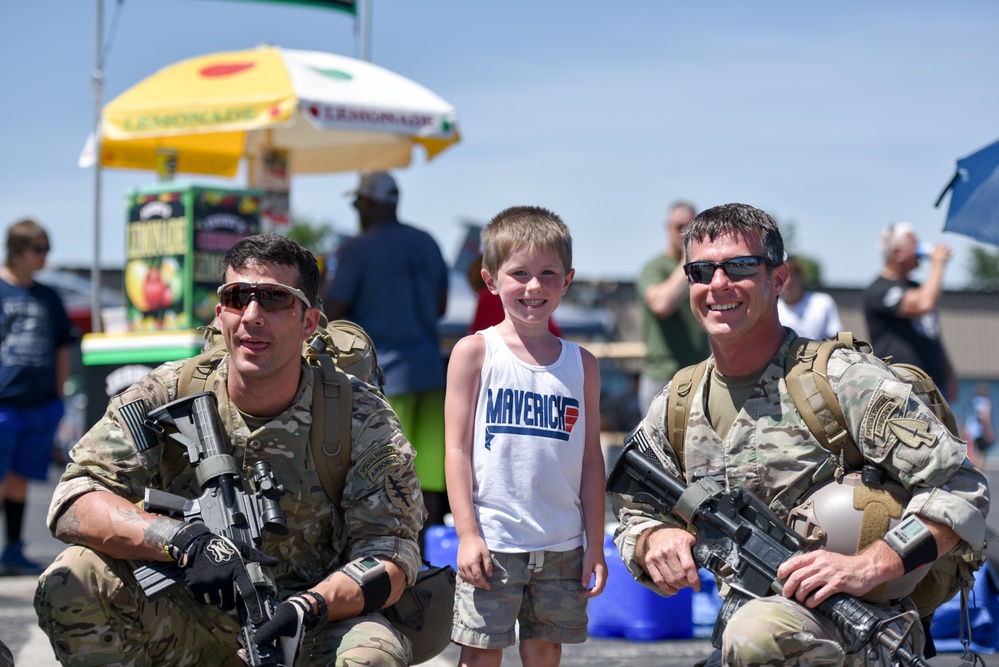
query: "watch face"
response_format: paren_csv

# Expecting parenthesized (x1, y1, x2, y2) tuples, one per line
(358, 556, 381, 571)
(899, 518, 925, 539)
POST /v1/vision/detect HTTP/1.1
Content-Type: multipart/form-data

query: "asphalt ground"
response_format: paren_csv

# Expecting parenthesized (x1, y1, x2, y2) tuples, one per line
(4, 468, 999, 666)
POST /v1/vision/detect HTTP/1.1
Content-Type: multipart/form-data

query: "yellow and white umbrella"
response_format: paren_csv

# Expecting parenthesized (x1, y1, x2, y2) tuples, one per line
(81, 45, 460, 177)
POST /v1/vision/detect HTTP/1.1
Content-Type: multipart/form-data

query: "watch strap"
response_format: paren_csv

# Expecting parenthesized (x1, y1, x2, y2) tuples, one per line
(167, 523, 211, 562)
(342, 558, 392, 612)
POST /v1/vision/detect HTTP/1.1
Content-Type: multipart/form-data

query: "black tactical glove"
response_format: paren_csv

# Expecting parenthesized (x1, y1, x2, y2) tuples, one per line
(171, 523, 279, 623)
(254, 591, 327, 665)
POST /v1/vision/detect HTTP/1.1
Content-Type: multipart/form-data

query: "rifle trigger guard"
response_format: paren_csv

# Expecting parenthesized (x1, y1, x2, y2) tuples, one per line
(676, 477, 723, 525)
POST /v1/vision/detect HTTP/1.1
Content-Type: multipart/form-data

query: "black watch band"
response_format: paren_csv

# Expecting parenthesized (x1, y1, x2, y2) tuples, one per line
(167, 523, 211, 562)
(298, 590, 329, 630)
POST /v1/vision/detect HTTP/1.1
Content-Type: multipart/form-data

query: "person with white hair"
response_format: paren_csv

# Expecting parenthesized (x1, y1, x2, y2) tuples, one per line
(863, 222, 958, 400)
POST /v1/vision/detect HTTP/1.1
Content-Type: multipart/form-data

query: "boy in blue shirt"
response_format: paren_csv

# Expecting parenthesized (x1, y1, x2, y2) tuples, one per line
(0, 218, 77, 575)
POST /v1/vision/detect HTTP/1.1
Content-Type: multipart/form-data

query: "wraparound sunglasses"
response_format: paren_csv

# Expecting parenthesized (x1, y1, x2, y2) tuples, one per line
(217, 281, 313, 312)
(683, 256, 773, 285)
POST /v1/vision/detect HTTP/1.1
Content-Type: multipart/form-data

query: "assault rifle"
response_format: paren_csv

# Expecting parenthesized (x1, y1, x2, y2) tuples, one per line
(607, 432, 929, 667)
(133, 392, 288, 667)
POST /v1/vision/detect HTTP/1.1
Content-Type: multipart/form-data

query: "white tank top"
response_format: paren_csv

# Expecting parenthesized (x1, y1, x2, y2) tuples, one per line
(472, 327, 587, 552)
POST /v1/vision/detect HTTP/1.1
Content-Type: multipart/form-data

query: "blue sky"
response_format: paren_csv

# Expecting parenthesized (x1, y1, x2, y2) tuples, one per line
(3, 1, 999, 288)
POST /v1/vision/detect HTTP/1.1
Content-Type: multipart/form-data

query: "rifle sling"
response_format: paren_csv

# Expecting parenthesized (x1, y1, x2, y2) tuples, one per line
(195, 456, 241, 487)
(675, 477, 723, 525)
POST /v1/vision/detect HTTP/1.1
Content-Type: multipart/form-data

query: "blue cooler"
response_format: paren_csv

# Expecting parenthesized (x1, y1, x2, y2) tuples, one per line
(423, 524, 459, 572)
(588, 531, 693, 640)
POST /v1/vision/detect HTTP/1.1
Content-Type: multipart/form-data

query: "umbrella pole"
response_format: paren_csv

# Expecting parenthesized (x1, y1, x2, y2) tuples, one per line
(90, 0, 103, 333)
(358, 0, 371, 61)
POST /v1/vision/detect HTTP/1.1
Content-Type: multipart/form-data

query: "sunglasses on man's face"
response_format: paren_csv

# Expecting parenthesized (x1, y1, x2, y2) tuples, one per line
(683, 256, 771, 285)
(217, 281, 312, 312)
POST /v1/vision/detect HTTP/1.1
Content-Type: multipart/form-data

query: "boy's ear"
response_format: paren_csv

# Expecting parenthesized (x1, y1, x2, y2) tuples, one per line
(481, 268, 498, 294)
(562, 268, 575, 294)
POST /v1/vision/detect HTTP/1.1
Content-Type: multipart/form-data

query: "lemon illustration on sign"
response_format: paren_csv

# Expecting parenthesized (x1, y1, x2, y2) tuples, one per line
(202, 190, 224, 206)
(125, 260, 151, 312)
(238, 197, 259, 215)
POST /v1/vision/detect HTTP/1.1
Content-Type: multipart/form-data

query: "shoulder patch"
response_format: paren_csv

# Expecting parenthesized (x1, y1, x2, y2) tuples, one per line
(385, 472, 413, 511)
(887, 419, 937, 449)
(118, 398, 159, 452)
(862, 392, 902, 443)
(358, 445, 403, 482)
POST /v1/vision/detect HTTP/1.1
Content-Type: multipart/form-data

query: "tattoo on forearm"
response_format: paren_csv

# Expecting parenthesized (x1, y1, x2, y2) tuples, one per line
(144, 516, 181, 551)
(55, 499, 182, 558)
(55, 505, 85, 544)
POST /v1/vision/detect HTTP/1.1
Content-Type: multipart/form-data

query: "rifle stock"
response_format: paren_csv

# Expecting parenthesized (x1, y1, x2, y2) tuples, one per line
(607, 433, 929, 667)
(134, 392, 289, 667)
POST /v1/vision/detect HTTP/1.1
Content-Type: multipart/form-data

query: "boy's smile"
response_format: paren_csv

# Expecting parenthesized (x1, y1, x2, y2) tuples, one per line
(485, 245, 574, 329)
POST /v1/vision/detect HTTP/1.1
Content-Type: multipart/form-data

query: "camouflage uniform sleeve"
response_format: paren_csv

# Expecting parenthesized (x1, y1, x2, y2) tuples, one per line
(46, 361, 181, 534)
(612, 381, 690, 591)
(831, 350, 990, 552)
(342, 380, 427, 585)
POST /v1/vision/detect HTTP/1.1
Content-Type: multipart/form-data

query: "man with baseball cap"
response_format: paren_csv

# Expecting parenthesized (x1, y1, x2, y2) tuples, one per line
(350, 172, 400, 205)
(326, 171, 450, 546)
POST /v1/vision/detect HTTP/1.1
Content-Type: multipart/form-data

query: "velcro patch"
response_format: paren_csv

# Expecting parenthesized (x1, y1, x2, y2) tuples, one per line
(358, 446, 402, 482)
(385, 473, 412, 510)
(862, 392, 902, 444)
(887, 419, 937, 449)
(118, 399, 159, 452)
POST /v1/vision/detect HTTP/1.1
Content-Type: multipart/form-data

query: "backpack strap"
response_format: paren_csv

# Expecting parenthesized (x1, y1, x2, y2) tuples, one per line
(309, 355, 353, 518)
(890, 363, 961, 437)
(666, 360, 709, 476)
(785, 333, 864, 470)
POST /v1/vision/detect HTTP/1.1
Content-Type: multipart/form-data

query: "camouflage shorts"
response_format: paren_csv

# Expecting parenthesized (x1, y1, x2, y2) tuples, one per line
(35, 546, 411, 667)
(451, 547, 588, 649)
(722, 595, 924, 667)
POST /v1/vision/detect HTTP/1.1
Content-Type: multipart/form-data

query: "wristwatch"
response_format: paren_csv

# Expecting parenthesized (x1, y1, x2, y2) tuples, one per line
(340, 556, 391, 612)
(882, 515, 937, 574)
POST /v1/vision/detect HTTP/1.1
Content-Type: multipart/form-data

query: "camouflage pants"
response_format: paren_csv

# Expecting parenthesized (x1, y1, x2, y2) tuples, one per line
(721, 595, 924, 667)
(34, 546, 412, 667)
(451, 548, 588, 649)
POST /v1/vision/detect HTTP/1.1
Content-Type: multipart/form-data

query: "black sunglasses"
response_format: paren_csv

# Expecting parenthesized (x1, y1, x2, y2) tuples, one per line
(683, 256, 772, 285)
(217, 281, 312, 312)
(29, 245, 51, 254)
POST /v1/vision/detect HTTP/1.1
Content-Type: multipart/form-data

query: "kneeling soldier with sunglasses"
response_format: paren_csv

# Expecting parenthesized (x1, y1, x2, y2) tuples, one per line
(610, 204, 988, 667)
(35, 233, 426, 666)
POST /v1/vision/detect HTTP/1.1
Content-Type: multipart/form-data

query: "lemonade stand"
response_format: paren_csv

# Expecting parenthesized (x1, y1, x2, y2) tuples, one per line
(80, 183, 260, 427)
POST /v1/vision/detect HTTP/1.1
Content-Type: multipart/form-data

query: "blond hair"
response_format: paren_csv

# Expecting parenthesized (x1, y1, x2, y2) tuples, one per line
(481, 206, 573, 277)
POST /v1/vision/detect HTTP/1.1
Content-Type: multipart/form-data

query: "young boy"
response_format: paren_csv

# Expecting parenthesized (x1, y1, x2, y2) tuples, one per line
(0, 219, 76, 575)
(445, 206, 606, 667)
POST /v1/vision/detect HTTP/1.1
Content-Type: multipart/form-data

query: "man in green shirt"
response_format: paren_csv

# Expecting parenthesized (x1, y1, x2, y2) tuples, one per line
(636, 201, 710, 413)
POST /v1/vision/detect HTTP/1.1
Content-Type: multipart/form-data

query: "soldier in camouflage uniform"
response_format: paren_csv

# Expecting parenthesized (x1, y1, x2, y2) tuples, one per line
(612, 204, 989, 666)
(34, 234, 427, 666)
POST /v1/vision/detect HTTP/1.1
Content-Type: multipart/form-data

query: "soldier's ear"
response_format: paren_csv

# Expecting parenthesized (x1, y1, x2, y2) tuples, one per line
(772, 263, 789, 296)
(302, 306, 321, 340)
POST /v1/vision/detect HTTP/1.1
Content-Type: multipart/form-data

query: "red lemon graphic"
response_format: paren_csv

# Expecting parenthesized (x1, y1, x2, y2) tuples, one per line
(199, 62, 256, 78)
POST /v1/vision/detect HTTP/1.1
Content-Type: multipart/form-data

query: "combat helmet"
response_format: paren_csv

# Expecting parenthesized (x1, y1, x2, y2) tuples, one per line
(787, 470, 931, 603)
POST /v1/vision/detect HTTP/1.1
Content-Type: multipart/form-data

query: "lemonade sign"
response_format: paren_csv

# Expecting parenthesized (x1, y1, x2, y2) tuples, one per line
(124, 184, 260, 331)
